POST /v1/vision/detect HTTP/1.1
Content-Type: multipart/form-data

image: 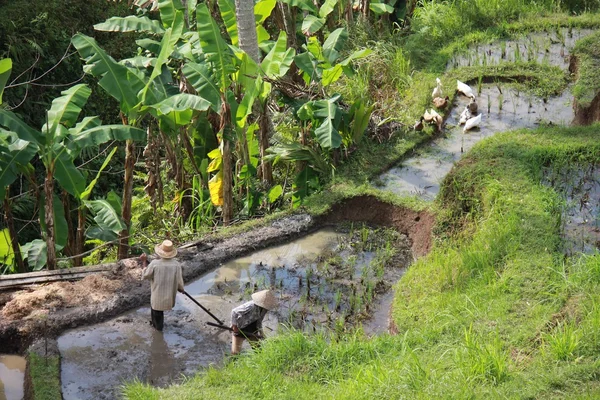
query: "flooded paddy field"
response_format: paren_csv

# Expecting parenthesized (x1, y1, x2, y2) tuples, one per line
(447, 28, 593, 69)
(0, 354, 26, 400)
(376, 83, 575, 199)
(375, 29, 594, 200)
(544, 163, 600, 255)
(58, 226, 412, 400)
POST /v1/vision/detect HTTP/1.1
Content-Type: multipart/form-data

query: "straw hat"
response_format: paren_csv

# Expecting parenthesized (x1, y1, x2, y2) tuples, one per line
(155, 240, 177, 259)
(251, 290, 278, 311)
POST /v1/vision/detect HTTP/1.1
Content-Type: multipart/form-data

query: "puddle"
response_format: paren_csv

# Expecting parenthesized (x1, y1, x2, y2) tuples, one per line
(0, 355, 26, 400)
(58, 227, 412, 400)
(447, 28, 594, 71)
(544, 164, 600, 255)
(377, 84, 574, 199)
(376, 29, 595, 200)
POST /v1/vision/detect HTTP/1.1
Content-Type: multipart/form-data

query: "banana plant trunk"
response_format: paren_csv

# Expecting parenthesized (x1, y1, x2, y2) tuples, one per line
(118, 139, 135, 260)
(44, 173, 57, 270)
(222, 139, 234, 225)
(61, 190, 75, 257)
(3, 195, 26, 273)
(74, 205, 86, 267)
(258, 102, 273, 184)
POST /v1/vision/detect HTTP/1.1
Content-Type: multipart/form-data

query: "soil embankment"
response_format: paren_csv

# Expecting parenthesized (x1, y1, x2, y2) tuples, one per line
(0, 195, 433, 354)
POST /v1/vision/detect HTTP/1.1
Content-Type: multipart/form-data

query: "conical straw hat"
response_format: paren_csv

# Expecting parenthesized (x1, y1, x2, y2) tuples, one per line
(251, 290, 278, 310)
(154, 240, 177, 259)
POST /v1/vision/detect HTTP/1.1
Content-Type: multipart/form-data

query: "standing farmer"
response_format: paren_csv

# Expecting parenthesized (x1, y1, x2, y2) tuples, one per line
(140, 240, 184, 331)
(230, 290, 278, 355)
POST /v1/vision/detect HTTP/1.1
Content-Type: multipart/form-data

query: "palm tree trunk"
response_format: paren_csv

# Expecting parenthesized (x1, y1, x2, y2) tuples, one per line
(44, 173, 57, 270)
(3, 195, 26, 273)
(235, 0, 261, 63)
(118, 139, 135, 260)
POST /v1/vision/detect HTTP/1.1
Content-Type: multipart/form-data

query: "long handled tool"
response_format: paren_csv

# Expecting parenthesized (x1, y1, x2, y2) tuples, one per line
(206, 321, 233, 331)
(182, 291, 224, 325)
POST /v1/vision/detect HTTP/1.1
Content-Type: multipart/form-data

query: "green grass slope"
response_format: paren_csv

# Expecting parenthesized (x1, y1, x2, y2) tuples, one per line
(122, 124, 600, 399)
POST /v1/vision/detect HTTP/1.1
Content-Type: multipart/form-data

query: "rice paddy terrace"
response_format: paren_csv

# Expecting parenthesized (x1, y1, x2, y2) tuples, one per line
(1, 20, 600, 400)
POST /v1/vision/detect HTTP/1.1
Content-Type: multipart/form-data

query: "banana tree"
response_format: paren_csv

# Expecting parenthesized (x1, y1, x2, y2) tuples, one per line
(0, 84, 145, 270)
(0, 57, 29, 272)
(73, 1, 211, 254)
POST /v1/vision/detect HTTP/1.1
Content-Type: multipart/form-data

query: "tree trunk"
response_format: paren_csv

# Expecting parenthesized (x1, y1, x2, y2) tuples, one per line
(235, 0, 261, 63)
(44, 173, 57, 270)
(222, 138, 234, 225)
(61, 190, 75, 258)
(118, 139, 135, 260)
(258, 101, 273, 184)
(74, 205, 86, 267)
(3, 195, 26, 273)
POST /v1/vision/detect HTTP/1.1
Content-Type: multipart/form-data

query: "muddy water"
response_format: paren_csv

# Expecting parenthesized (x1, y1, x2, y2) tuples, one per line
(59, 228, 410, 399)
(447, 28, 593, 70)
(544, 164, 600, 255)
(0, 355, 26, 400)
(377, 84, 574, 199)
(377, 29, 594, 200)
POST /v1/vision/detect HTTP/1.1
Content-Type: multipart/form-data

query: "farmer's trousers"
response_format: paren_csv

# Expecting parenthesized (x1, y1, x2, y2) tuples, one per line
(231, 332, 262, 354)
(151, 308, 164, 331)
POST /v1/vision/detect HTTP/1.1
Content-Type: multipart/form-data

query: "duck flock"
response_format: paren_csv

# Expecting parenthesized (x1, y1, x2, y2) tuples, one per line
(415, 78, 482, 134)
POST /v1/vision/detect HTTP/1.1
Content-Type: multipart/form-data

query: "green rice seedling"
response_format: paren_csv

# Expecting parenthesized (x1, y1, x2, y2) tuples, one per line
(514, 43, 521, 62)
(544, 322, 581, 361)
(498, 92, 504, 111)
(334, 289, 342, 311)
(500, 42, 506, 59)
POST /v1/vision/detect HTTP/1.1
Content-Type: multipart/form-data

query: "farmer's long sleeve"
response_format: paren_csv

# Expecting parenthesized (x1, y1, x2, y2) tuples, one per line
(143, 258, 184, 311)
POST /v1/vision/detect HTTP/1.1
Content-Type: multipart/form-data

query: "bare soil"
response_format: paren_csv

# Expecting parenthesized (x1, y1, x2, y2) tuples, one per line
(0, 195, 434, 354)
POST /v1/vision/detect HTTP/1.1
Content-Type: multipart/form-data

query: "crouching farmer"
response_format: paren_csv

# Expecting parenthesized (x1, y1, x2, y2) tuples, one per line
(140, 240, 184, 331)
(230, 290, 278, 355)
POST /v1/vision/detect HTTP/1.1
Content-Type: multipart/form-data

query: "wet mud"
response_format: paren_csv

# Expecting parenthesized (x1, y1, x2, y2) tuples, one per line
(0, 198, 433, 355)
(376, 29, 594, 201)
(447, 28, 593, 70)
(544, 164, 600, 255)
(377, 84, 575, 199)
(0, 354, 26, 400)
(58, 227, 412, 400)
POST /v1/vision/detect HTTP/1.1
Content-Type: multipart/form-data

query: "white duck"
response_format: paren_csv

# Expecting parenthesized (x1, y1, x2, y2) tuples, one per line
(463, 113, 482, 133)
(432, 77, 443, 99)
(457, 80, 475, 99)
(459, 107, 471, 125)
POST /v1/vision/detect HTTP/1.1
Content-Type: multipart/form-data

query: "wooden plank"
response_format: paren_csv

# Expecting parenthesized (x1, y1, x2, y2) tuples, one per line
(0, 266, 113, 290)
(0, 272, 97, 288)
(0, 265, 112, 281)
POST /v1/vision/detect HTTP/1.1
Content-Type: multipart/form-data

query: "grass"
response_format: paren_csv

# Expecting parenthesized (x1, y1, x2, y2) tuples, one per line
(28, 352, 61, 400)
(123, 127, 600, 398)
(571, 30, 600, 107)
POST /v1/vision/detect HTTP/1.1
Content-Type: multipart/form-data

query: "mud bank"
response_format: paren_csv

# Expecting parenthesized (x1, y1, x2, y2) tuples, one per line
(0, 195, 433, 354)
(571, 53, 600, 125)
